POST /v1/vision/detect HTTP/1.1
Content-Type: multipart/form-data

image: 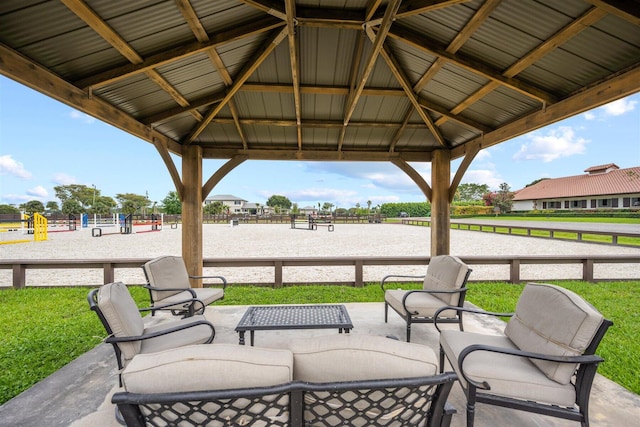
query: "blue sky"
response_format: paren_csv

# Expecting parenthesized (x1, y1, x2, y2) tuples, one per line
(1, 75, 638, 210)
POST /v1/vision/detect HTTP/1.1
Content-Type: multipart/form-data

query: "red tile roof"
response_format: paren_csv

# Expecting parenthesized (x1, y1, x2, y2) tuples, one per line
(513, 166, 640, 200)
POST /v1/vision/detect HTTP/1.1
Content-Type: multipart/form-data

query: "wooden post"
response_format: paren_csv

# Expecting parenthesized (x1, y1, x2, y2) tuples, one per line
(182, 146, 203, 288)
(431, 149, 451, 256)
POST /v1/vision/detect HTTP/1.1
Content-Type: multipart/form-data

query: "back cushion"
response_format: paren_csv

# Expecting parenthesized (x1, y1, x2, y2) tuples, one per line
(505, 283, 604, 384)
(288, 334, 438, 382)
(122, 344, 294, 393)
(97, 282, 144, 360)
(423, 255, 469, 305)
(144, 256, 190, 300)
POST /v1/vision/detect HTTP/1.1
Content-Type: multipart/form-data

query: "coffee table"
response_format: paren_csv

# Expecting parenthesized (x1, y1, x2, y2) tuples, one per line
(235, 304, 353, 346)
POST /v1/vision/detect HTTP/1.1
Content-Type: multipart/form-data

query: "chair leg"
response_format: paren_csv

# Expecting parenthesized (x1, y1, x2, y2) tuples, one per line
(406, 319, 411, 342)
(459, 311, 464, 331)
(384, 302, 388, 323)
(466, 386, 477, 427)
(439, 347, 445, 373)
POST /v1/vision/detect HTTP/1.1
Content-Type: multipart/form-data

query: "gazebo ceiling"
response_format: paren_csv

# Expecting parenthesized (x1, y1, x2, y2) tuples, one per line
(1, 0, 639, 165)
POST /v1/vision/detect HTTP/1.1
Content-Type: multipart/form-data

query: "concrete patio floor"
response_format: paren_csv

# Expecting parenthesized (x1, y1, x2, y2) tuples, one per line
(1, 302, 639, 427)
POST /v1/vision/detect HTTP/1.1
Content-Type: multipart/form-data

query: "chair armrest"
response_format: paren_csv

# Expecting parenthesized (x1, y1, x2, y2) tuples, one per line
(143, 284, 198, 299)
(434, 306, 513, 332)
(457, 344, 604, 390)
(189, 275, 227, 289)
(380, 274, 425, 291)
(139, 298, 206, 316)
(105, 318, 215, 345)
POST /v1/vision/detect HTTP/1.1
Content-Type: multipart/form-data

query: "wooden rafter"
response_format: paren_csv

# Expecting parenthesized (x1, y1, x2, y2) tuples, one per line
(176, 0, 248, 150)
(437, 6, 607, 127)
(371, 0, 471, 25)
(285, 0, 303, 150)
(184, 28, 288, 145)
(373, 33, 446, 147)
(585, 0, 640, 25)
(342, 0, 402, 134)
(388, 25, 557, 105)
(74, 16, 285, 89)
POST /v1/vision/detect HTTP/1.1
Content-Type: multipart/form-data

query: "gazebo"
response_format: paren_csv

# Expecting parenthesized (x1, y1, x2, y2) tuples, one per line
(1, 0, 638, 284)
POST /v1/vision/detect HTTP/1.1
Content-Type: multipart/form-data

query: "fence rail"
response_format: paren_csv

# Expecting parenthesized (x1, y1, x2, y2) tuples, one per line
(2, 255, 639, 289)
(402, 219, 640, 246)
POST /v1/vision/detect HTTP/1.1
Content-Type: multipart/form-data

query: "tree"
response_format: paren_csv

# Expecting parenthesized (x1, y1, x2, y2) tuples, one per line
(457, 183, 490, 201)
(45, 201, 60, 213)
(322, 202, 334, 213)
(266, 195, 292, 211)
(116, 193, 150, 215)
(91, 196, 117, 215)
(493, 183, 514, 213)
(0, 204, 20, 214)
(20, 200, 45, 215)
(525, 178, 549, 187)
(54, 184, 96, 210)
(162, 191, 182, 214)
(62, 199, 83, 214)
(203, 201, 224, 215)
(367, 200, 372, 212)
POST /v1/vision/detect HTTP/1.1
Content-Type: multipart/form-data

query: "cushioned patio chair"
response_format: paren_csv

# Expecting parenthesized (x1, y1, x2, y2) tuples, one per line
(381, 255, 471, 341)
(436, 282, 613, 427)
(88, 282, 216, 374)
(142, 255, 227, 317)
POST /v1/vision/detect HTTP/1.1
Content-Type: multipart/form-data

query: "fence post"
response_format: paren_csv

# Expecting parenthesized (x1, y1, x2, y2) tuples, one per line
(583, 258, 594, 282)
(274, 260, 283, 288)
(355, 260, 363, 287)
(509, 259, 521, 284)
(13, 264, 26, 289)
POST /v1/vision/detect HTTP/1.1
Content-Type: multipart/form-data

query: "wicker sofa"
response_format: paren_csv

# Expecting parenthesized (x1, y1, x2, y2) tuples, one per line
(112, 334, 457, 427)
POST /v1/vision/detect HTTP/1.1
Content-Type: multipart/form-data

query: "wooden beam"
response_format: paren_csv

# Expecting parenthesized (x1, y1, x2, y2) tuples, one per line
(75, 17, 285, 89)
(175, 0, 210, 42)
(449, 143, 479, 202)
(585, 0, 640, 25)
(389, 25, 557, 105)
(202, 156, 248, 201)
(152, 138, 184, 201)
(200, 148, 433, 162)
(185, 28, 288, 144)
(285, 0, 303, 151)
(446, 0, 501, 53)
(343, 0, 402, 127)
(0, 43, 181, 155)
(375, 36, 447, 146)
(391, 158, 432, 200)
(451, 64, 640, 159)
(239, 0, 287, 20)
(208, 49, 248, 149)
(372, 0, 471, 24)
(339, 31, 367, 152)
(210, 118, 428, 128)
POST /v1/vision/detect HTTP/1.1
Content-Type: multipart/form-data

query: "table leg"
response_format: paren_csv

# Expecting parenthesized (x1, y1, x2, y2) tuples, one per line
(238, 331, 245, 345)
(250, 330, 255, 346)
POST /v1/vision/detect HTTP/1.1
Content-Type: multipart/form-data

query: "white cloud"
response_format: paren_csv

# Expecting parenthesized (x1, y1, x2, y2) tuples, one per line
(0, 155, 32, 179)
(69, 110, 96, 124)
(583, 111, 596, 121)
(52, 173, 77, 185)
(1, 193, 33, 203)
(513, 126, 588, 163)
(463, 169, 504, 191)
(27, 185, 48, 198)
(601, 98, 636, 116)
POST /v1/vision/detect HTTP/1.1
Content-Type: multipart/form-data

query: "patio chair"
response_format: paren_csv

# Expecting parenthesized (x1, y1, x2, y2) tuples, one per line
(142, 255, 227, 317)
(381, 255, 471, 341)
(88, 282, 216, 374)
(436, 282, 613, 427)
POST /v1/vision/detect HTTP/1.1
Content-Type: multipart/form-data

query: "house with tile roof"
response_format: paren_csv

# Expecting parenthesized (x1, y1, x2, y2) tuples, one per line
(512, 164, 640, 212)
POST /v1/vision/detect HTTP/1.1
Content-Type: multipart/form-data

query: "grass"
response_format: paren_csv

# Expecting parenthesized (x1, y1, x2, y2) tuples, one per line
(0, 281, 638, 405)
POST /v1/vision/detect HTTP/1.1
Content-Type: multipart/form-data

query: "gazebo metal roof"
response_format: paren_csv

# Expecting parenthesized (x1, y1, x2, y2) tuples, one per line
(1, 1, 637, 166)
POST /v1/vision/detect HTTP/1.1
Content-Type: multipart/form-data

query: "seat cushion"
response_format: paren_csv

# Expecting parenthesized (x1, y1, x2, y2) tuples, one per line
(122, 344, 294, 394)
(385, 289, 458, 318)
(138, 314, 214, 361)
(440, 330, 576, 407)
(97, 282, 144, 360)
(505, 283, 604, 384)
(423, 255, 469, 305)
(157, 288, 224, 310)
(287, 334, 438, 382)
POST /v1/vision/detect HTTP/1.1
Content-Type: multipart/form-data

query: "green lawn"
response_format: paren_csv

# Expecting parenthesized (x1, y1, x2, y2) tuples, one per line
(0, 281, 638, 404)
